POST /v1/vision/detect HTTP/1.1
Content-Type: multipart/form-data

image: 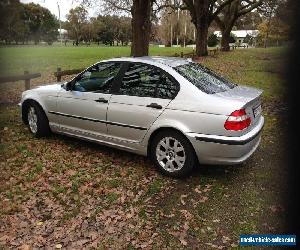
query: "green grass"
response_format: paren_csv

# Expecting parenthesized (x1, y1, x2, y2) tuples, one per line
(200, 47, 287, 100)
(0, 45, 193, 75)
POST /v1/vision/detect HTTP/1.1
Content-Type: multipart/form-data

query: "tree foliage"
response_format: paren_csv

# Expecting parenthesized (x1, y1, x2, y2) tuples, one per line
(207, 33, 218, 47)
(66, 6, 89, 45)
(0, 0, 58, 45)
(257, 0, 289, 47)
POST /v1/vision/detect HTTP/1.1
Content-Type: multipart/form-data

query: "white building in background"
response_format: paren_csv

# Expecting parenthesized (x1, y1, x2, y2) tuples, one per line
(214, 30, 259, 46)
(58, 29, 68, 41)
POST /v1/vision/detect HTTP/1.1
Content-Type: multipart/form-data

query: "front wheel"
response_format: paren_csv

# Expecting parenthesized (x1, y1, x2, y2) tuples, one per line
(150, 130, 197, 178)
(26, 102, 51, 137)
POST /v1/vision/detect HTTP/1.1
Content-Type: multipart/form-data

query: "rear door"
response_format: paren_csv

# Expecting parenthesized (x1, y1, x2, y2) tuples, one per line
(55, 62, 122, 137)
(107, 62, 179, 143)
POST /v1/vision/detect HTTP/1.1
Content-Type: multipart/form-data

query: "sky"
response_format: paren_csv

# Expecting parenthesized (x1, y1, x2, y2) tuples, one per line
(20, 0, 98, 21)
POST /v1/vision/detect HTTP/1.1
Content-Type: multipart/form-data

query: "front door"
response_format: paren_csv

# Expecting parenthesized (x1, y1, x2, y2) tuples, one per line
(53, 62, 122, 138)
(107, 62, 179, 143)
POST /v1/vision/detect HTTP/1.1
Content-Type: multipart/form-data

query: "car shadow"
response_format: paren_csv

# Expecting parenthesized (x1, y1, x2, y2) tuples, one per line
(49, 133, 246, 182)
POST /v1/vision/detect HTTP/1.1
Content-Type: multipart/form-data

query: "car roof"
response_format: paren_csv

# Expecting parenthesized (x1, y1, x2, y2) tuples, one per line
(106, 56, 191, 68)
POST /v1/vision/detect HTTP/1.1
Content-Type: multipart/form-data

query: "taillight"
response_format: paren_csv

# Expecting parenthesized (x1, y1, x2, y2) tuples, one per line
(224, 109, 251, 131)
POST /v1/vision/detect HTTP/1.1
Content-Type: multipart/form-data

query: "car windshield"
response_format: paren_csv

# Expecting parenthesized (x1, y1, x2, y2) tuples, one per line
(174, 62, 237, 94)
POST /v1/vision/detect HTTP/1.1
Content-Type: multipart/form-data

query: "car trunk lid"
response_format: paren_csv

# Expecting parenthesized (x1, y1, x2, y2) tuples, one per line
(214, 85, 263, 131)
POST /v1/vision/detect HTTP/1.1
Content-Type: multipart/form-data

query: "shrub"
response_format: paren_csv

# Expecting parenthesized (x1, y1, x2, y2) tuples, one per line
(207, 34, 218, 47)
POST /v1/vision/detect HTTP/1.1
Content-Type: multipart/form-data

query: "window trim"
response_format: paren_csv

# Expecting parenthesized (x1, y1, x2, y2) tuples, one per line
(112, 62, 180, 100)
(68, 61, 125, 94)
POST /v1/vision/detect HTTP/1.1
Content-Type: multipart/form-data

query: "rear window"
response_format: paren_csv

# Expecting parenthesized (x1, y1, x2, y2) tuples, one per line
(174, 63, 237, 94)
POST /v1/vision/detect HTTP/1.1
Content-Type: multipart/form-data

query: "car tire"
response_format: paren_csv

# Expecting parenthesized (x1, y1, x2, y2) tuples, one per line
(26, 102, 51, 137)
(150, 130, 197, 178)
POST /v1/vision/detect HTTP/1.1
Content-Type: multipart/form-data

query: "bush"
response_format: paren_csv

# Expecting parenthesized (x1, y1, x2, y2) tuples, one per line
(207, 34, 218, 47)
(229, 33, 236, 43)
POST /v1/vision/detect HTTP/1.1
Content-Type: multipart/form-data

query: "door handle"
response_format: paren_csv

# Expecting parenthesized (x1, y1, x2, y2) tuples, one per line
(95, 98, 108, 103)
(146, 103, 162, 109)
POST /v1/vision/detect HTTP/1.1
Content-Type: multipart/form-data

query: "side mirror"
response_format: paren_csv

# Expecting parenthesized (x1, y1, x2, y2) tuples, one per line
(65, 82, 72, 91)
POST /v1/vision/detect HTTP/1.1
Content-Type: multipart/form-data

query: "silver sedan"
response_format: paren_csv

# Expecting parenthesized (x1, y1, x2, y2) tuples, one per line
(20, 57, 264, 177)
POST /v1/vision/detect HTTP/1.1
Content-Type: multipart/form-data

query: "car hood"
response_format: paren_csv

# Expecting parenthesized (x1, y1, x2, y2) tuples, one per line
(34, 82, 64, 92)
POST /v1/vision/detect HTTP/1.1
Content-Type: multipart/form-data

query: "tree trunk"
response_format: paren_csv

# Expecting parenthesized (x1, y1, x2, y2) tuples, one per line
(195, 20, 208, 56)
(264, 15, 272, 48)
(221, 29, 231, 51)
(130, 0, 152, 57)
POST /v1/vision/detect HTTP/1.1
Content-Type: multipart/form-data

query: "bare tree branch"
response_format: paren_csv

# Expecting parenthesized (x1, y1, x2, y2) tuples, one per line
(210, 0, 236, 21)
(238, 0, 262, 17)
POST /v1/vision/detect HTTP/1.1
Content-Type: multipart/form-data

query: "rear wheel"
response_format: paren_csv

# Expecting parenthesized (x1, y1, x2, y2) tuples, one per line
(26, 102, 51, 137)
(150, 130, 197, 178)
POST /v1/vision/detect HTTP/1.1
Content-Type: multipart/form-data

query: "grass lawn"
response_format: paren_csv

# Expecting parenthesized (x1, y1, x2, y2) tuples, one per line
(0, 45, 194, 75)
(0, 47, 289, 249)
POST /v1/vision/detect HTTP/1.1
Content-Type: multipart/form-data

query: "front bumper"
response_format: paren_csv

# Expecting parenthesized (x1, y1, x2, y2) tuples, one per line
(186, 116, 264, 165)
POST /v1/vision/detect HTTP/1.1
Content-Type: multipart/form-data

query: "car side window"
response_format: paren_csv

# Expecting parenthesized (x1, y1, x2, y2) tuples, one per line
(156, 73, 178, 99)
(119, 63, 160, 97)
(119, 63, 178, 99)
(73, 62, 121, 93)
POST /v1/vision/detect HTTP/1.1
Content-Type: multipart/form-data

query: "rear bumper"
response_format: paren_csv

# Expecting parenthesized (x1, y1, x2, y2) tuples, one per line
(186, 116, 264, 165)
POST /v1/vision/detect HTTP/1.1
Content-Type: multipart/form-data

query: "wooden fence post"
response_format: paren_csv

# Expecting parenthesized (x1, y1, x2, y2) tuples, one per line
(24, 71, 30, 90)
(57, 67, 61, 82)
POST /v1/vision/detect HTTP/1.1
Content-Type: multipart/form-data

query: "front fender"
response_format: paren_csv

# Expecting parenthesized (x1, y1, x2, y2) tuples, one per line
(21, 91, 48, 112)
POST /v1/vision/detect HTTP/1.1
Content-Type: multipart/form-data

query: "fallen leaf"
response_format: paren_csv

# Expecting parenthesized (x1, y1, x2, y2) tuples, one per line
(55, 244, 62, 249)
(180, 237, 187, 246)
(0, 235, 10, 242)
(20, 244, 32, 250)
(180, 194, 188, 205)
(270, 205, 279, 213)
(199, 196, 208, 203)
(194, 185, 202, 194)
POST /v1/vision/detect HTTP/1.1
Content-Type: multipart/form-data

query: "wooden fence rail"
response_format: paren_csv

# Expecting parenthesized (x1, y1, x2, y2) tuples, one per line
(0, 71, 41, 90)
(54, 67, 85, 81)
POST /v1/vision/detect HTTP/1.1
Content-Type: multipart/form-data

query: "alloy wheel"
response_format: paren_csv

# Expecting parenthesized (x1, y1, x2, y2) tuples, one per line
(155, 136, 186, 172)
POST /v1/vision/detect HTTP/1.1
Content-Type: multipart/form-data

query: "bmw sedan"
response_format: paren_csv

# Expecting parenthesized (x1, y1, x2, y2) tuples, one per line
(20, 57, 264, 177)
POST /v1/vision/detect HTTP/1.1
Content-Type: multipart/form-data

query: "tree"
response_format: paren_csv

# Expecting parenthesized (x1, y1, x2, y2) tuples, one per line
(97, 15, 118, 45)
(235, 10, 262, 29)
(257, 14, 289, 46)
(118, 16, 132, 45)
(40, 8, 60, 45)
(102, 0, 154, 56)
(182, 0, 235, 56)
(130, 0, 153, 55)
(257, 0, 281, 48)
(158, 7, 195, 47)
(0, 0, 29, 44)
(66, 6, 88, 45)
(214, 0, 262, 51)
(22, 3, 58, 45)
